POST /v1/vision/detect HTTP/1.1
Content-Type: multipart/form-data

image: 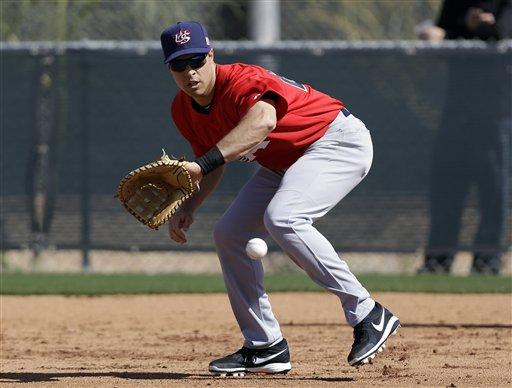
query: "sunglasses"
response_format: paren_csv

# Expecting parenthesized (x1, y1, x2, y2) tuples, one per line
(169, 53, 207, 72)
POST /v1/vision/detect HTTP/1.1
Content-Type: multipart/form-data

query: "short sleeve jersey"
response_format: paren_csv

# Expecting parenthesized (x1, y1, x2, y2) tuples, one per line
(171, 63, 343, 171)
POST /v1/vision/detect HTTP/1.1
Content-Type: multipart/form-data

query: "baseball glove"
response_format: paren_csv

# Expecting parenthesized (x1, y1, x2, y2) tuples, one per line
(117, 151, 197, 230)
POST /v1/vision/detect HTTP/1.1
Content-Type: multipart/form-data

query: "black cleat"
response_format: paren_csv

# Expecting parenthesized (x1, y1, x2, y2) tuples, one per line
(209, 338, 292, 376)
(348, 302, 400, 366)
(471, 253, 501, 275)
(417, 254, 453, 274)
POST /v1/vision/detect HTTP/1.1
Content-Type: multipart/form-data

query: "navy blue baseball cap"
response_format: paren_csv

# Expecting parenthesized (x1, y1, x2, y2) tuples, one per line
(160, 21, 211, 63)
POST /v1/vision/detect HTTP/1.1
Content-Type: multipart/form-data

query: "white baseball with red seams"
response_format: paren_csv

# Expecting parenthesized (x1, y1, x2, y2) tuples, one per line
(245, 238, 268, 260)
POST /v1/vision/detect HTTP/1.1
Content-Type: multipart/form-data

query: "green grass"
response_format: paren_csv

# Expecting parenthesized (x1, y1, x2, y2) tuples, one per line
(1, 272, 511, 295)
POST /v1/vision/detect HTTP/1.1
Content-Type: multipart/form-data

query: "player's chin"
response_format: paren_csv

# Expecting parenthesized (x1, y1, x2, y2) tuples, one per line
(190, 85, 205, 95)
(184, 87, 204, 98)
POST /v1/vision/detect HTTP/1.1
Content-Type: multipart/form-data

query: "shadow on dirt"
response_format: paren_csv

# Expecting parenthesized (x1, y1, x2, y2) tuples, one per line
(0, 372, 200, 383)
(0, 372, 354, 383)
(282, 322, 512, 329)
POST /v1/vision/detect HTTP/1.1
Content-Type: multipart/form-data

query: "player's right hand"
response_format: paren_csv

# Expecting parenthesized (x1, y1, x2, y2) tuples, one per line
(168, 209, 194, 244)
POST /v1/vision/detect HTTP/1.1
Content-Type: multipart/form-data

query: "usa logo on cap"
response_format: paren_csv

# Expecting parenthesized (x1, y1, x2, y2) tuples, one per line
(175, 29, 191, 45)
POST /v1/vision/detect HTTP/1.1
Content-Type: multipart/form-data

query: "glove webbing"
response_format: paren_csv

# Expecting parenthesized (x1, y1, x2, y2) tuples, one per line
(126, 182, 168, 222)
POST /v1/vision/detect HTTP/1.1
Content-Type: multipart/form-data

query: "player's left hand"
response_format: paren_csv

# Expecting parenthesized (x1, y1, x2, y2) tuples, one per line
(184, 162, 203, 189)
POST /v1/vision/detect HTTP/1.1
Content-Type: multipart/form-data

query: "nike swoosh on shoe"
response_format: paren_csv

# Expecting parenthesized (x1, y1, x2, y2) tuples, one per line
(252, 348, 287, 365)
(371, 308, 385, 332)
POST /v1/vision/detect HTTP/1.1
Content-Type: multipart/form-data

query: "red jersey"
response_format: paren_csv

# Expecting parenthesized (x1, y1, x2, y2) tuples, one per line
(171, 63, 343, 170)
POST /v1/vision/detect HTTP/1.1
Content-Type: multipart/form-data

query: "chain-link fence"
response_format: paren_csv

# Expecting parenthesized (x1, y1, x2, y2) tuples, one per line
(2, 41, 511, 263)
(281, 0, 441, 40)
(1, 0, 441, 41)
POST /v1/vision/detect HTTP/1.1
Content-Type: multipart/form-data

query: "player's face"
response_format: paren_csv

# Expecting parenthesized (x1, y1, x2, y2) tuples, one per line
(168, 50, 216, 105)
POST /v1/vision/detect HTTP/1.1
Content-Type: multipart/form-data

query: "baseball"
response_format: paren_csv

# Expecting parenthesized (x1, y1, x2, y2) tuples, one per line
(245, 238, 268, 260)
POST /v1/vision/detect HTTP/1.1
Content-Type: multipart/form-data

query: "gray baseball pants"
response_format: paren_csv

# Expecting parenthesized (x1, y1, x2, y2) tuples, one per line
(213, 110, 375, 348)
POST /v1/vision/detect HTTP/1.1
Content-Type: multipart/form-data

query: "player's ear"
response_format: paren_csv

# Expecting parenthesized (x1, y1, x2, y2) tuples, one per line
(208, 49, 214, 61)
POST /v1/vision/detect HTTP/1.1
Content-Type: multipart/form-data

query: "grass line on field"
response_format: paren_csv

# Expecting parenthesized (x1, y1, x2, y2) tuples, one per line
(0, 273, 511, 295)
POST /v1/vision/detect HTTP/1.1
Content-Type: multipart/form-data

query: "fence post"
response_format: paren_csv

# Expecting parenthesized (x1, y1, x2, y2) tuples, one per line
(248, 1, 281, 72)
(80, 50, 90, 271)
(249, 0, 280, 43)
(30, 54, 57, 268)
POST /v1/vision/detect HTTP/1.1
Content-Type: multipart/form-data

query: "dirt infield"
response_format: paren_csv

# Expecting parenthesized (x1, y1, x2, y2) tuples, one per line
(2, 292, 511, 387)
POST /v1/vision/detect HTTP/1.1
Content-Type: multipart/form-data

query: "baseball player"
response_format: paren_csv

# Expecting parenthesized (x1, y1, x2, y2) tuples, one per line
(161, 21, 400, 376)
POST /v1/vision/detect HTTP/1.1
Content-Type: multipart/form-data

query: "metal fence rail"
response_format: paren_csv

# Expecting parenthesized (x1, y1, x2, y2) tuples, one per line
(1, 41, 511, 260)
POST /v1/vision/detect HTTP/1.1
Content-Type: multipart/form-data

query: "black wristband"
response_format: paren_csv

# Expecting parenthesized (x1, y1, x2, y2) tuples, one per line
(195, 146, 225, 175)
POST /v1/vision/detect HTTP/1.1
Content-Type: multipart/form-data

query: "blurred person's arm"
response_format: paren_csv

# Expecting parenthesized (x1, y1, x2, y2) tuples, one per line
(465, 7, 495, 30)
(434, 0, 496, 39)
(418, 24, 446, 41)
(464, 0, 511, 39)
(470, 0, 512, 39)
(421, 0, 512, 41)
(418, 0, 460, 41)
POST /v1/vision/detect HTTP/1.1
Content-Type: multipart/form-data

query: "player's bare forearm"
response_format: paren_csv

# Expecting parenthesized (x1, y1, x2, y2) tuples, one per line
(182, 165, 225, 213)
(217, 100, 277, 162)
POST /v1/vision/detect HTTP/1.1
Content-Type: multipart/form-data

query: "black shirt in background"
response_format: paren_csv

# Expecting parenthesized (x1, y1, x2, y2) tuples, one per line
(437, 0, 512, 39)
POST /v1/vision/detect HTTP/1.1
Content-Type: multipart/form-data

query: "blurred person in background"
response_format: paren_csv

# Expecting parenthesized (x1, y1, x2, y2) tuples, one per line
(418, 0, 511, 274)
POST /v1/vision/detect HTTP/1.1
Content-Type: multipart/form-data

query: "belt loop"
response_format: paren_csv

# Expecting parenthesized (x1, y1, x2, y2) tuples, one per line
(342, 107, 351, 117)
